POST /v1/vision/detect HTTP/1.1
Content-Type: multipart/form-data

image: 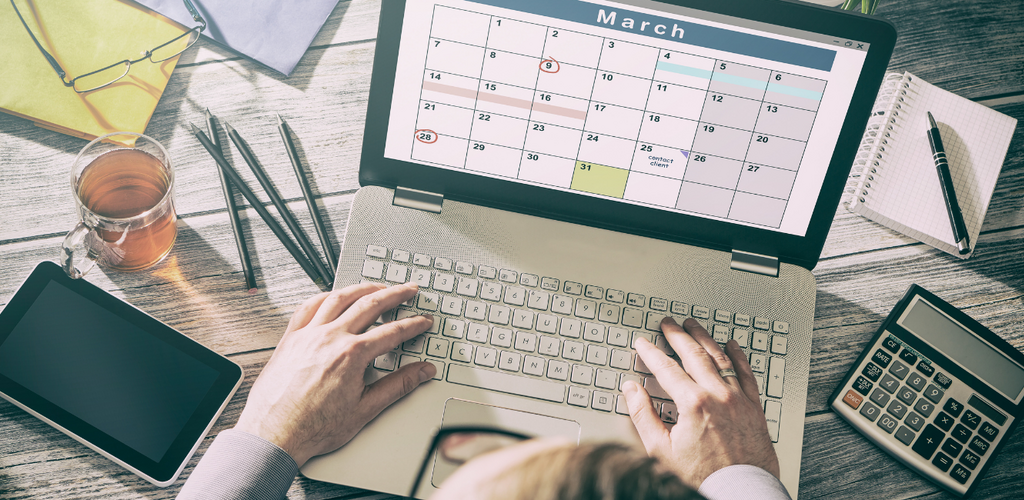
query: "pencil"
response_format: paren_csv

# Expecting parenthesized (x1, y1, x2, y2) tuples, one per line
(222, 121, 335, 287)
(189, 123, 328, 291)
(207, 109, 257, 293)
(277, 113, 338, 272)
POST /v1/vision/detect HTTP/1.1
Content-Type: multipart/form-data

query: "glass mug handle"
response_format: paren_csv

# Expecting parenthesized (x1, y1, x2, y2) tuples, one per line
(61, 222, 127, 278)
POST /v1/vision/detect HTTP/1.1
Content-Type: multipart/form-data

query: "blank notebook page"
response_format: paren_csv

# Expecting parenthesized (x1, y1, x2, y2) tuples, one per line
(864, 75, 1016, 256)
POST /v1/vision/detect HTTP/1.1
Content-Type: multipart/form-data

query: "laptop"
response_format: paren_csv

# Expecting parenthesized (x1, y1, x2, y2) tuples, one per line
(301, 0, 895, 497)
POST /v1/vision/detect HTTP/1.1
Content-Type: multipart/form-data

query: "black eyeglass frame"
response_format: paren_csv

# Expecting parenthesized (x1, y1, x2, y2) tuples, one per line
(408, 426, 531, 497)
(9, 0, 207, 93)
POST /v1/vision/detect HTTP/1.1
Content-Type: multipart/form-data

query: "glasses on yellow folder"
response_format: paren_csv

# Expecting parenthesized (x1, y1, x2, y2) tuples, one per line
(9, 0, 206, 93)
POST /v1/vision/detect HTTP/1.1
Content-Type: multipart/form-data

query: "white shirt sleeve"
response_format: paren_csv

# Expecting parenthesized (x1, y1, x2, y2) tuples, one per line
(698, 464, 792, 500)
(176, 429, 298, 500)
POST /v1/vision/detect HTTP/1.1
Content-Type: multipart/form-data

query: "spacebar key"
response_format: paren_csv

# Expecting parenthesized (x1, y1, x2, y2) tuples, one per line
(447, 365, 566, 403)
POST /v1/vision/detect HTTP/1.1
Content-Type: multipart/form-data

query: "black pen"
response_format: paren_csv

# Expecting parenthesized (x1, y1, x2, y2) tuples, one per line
(927, 112, 970, 254)
(189, 123, 328, 291)
(207, 109, 257, 293)
(222, 121, 336, 287)
(277, 114, 338, 272)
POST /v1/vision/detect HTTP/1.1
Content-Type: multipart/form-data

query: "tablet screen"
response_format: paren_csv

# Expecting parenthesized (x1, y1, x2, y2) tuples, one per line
(0, 280, 219, 463)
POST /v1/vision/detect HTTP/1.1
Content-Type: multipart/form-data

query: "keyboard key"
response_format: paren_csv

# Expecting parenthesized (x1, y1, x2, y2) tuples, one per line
(433, 258, 453, 271)
(391, 249, 410, 263)
(374, 351, 397, 371)
(520, 273, 539, 287)
(888, 360, 909, 380)
(536, 314, 558, 334)
(498, 350, 522, 371)
(575, 299, 597, 319)
(968, 436, 990, 455)
(606, 289, 625, 303)
(547, 360, 569, 380)
(551, 295, 573, 314)
(712, 325, 731, 344)
(862, 362, 883, 382)
(403, 335, 427, 354)
(610, 349, 632, 370)
(620, 374, 642, 391)
(427, 338, 450, 358)
(442, 319, 465, 339)
(923, 384, 944, 404)
(905, 411, 929, 432)
(568, 387, 589, 407)
(692, 306, 710, 319)
(412, 253, 432, 267)
(943, 398, 964, 418)
(622, 308, 644, 328)
(411, 268, 431, 287)
(714, 310, 733, 323)
(650, 297, 668, 311)
(934, 411, 955, 432)
(766, 357, 785, 398)
(559, 318, 582, 338)
(512, 309, 535, 329)
(942, 438, 963, 457)
(478, 265, 496, 279)
(733, 313, 751, 327)
(523, 356, 545, 376)
(417, 292, 439, 312)
(852, 376, 873, 396)
(959, 451, 980, 470)
(643, 377, 671, 399)
(634, 355, 652, 375)
(451, 342, 472, 362)
(424, 359, 444, 380)
(466, 323, 488, 343)
(934, 372, 953, 389)
(906, 372, 927, 392)
(490, 328, 513, 348)
(753, 317, 770, 330)
(772, 321, 789, 334)
(585, 285, 604, 299)
(615, 395, 630, 415)
(732, 329, 750, 348)
(978, 422, 999, 442)
(881, 336, 900, 353)
(366, 244, 388, 258)
(592, 391, 614, 412)
(872, 349, 893, 368)
(607, 327, 629, 347)
(932, 452, 953, 472)
(504, 287, 526, 306)
(598, 303, 620, 323)
(361, 260, 384, 279)
(563, 281, 583, 295)
(895, 426, 916, 446)
(770, 335, 788, 355)
(843, 390, 864, 409)
(887, 400, 908, 419)
(914, 398, 935, 417)
(897, 386, 917, 405)
(514, 331, 537, 352)
(480, 282, 501, 301)
(654, 335, 673, 356)
(879, 374, 900, 394)
(950, 464, 971, 485)
(488, 305, 511, 325)
(474, 347, 497, 367)
(456, 278, 479, 297)
(498, 269, 517, 283)
(899, 349, 918, 366)
(562, 340, 584, 361)
(433, 273, 455, 292)
(627, 293, 646, 307)
(961, 410, 981, 430)
(540, 276, 558, 291)
(583, 323, 606, 342)
(595, 369, 618, 389)
(465, 301, 487, 321)
(441, 296, 463, 316)
(877, 414, 898, 434)
(586, 345, 609, 366)
(448, 364, 566, 403)
(916, 361, 935, 377)
(571, 364, 594, 385)
(670, 301, 690, 316)
(870, 388, 891, 407)
(528, 291, 550, 310)
(660, 401, 678, 422)
(764, 400, 782, 442)
(538, 336, 559, 356)
(749, 353, 766, 373)
(751, 331, 768, 351)
(912, 424, 944, 459)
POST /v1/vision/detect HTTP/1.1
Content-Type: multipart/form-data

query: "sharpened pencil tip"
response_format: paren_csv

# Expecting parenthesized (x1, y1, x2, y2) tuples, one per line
(205, 108, 212, 120)
(277, 113, 283, 126)
(188, 122, 201, 134)
(222, 120, 234, 134)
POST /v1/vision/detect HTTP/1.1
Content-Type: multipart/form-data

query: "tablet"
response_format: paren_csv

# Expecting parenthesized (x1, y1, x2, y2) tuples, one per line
(0, 261, 244, 487)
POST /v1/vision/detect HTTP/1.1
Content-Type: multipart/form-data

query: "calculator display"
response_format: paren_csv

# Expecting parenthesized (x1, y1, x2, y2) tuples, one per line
(900, 298, 1024, 401)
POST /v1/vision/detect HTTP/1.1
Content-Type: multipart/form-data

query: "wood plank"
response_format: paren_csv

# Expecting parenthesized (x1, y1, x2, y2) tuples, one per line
(877, 0, 1024, 99)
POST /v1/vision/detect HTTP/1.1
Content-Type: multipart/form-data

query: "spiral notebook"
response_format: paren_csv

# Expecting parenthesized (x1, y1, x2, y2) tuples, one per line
(845, 72, 1017, 259)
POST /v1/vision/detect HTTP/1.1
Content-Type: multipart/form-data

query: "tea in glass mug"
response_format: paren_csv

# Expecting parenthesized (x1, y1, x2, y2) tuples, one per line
(62, 132, 177, 278)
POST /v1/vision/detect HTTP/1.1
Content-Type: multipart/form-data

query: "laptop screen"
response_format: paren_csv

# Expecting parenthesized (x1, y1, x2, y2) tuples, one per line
(382, 0, 870, 237)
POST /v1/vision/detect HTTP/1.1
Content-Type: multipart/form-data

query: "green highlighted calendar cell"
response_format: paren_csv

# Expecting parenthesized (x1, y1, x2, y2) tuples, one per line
(571, 161, 628, 198)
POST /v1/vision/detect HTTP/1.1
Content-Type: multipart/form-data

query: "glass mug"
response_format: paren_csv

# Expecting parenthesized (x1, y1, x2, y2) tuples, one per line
(62, 132, 177, 279)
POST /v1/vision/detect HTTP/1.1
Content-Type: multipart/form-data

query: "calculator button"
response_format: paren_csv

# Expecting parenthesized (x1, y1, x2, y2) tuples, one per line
(968, 436, 989, 455)
(978, 422, 999, 442)
(923, 384, 944, 404)
(942, 398, 964, 418)
(877, 414, 898, 434)
(914, 399, 935, 417)
(913, 424, 944, 459)
(934, 411, 955, 432)
(899, 349, 918, 366)
(905, 372, 927, 392)
(859, 401, 881, 421)
(872, 349, 893, 368)
(888, 360, 909, 380)
(941, 438, 964, 457)
(895, 426, 916, 446)
(882, 336, 900, 353)
(950, 464, 971, 484)
(932, 452, 953, 472)
(887, 400, 909, 419)
(959, 451, 980, 470)
(933, 372, 953, 389)
(917, 361, 935, 377)
(869, 388, 891, 407)
(879, 374, 900, 393)
(961, 409, 981, 430)
(853, 376, 874, 396)
(861, 362, 883, 382)
(843, 389, 864, 410)
(951, 424, 972, 444)
(897, 386, 917, 405)
(905, 411, 926, 431)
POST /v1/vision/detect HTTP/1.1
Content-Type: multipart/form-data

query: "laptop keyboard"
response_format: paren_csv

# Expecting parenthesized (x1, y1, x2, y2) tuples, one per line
(361, 244, 790, 442)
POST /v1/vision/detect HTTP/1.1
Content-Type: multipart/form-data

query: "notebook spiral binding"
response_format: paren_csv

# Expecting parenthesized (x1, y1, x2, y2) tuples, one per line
(843, 72, 919, 208)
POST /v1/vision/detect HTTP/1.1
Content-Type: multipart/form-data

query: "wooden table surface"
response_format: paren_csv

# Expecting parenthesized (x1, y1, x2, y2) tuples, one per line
(1, 1, 1021, 498)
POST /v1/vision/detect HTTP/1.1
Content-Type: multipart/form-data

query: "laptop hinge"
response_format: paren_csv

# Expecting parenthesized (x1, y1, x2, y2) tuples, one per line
(730, 250, 779, 277)
(393, 187, 443, 213)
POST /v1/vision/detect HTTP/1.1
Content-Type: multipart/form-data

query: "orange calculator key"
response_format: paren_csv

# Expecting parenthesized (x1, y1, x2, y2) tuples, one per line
(843, 389, 864, 409)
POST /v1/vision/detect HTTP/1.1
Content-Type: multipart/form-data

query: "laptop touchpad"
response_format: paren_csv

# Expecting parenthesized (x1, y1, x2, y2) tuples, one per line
(430, 398, 581, 488)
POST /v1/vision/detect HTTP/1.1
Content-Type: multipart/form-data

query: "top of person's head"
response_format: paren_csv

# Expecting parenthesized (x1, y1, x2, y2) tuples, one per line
(482, 442, 705, 500)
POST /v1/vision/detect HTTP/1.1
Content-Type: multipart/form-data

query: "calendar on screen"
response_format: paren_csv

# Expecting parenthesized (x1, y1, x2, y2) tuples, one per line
(384, 0, 869, 236)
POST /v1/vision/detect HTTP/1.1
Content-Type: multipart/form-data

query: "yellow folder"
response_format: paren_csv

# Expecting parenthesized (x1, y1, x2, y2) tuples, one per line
(0, 0, 189, 146)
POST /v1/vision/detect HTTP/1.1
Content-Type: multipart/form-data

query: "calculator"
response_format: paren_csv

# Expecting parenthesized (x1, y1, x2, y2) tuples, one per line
(829, 285, 1024, 497)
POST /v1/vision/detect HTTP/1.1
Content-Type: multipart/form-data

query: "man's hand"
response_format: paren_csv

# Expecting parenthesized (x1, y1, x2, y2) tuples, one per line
(234, 282, 435, 467)
(624, 317, 780, 487)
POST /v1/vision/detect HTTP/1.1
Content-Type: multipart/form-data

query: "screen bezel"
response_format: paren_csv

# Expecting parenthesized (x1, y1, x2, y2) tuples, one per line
(0, 261, 243, 484)
(360, 0, 897, 270)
